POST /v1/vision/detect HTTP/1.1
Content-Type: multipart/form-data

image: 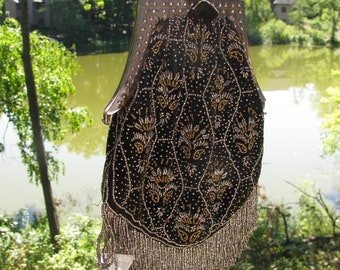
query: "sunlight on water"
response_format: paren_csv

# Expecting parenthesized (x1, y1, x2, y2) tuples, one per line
(261, 87, 337, 204)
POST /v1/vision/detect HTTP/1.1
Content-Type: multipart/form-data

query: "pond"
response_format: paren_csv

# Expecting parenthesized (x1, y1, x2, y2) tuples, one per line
(1, 45, 340, 215)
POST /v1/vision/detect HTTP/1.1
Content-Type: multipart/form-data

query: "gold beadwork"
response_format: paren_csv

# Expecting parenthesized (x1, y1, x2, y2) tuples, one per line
(99, 1, 264, 268)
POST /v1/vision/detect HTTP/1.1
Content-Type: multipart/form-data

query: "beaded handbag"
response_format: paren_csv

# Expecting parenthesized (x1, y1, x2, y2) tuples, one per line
(98, 1, 265, 269)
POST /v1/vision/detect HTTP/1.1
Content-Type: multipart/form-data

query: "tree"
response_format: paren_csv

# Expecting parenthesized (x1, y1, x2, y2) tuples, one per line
(20, 0, 60, 246)
(290, 0, 340, 46)
(290, 0, 322, 21)
(83, 0, 135, 42)
(47, 0, 135, 52)
(49, 0, 97, 48)
(0, 2, 92, 244)
(244, 0, 273, 45)
(322, 0, 340, 46)
(0, 17, 93, 182)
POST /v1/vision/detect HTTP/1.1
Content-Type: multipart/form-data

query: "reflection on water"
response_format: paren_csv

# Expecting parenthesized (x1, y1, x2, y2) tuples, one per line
(57, 52, 129, 158)
(1, 46, 340, 213)
(63, 46, 340, 158)
(251, 46, 340, 92)
(261, 87, 337, 204)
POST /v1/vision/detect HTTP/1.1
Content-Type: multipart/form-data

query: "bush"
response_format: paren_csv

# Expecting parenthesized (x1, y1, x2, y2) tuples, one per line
(247, 29, 263, 46)
(290, 31, 310, 46)
(0, 210, 99, 270)
(1, 183, 339, 269)
(232, 183, 340, 269)
(312, 31, 327, 46)
(260, 19, 294, 45)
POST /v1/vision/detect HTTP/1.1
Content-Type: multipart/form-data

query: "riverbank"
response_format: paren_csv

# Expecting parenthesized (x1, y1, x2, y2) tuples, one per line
(1, 186, 339, 269)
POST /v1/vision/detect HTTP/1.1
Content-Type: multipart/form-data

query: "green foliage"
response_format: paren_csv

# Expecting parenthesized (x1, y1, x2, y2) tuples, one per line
(290, 0, 322, 23)
(0, 210, 99, 270)
(232, 183, 340, 269)
(244, 0, 273, 45)
(48, 0, 135, 53)
(320, 70, 340, 155)
(0, 18, 93, 184)
(290, 0, 340, 46)
(295, 181, 339, 237)
(1, 183, 339, 269)
(0, 0, 4, 18)
(85, 0, 135, 51)
(5, 0, 337, 50)
(50, 0, 97, 48)
(244, 0, 340, 46)
(260, 19, 295, 45)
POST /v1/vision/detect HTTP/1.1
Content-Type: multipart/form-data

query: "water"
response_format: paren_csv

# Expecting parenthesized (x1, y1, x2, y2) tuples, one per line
(1, 46, 340, 214)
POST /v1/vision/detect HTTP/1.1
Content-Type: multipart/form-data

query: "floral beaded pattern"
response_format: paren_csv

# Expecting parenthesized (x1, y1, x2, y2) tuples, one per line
(103, 3, 264, 248)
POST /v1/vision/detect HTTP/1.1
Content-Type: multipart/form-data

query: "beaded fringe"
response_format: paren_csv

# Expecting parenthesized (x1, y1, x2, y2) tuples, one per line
(97, 190, 257, 270)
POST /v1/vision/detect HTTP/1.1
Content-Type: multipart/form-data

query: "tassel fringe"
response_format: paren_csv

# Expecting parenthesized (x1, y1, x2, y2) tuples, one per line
(97, 190, 257, 270)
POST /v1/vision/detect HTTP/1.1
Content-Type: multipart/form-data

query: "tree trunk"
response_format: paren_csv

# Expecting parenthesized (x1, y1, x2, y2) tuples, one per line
(330, 10, 337, 47)
(20, 0, 60, 248)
